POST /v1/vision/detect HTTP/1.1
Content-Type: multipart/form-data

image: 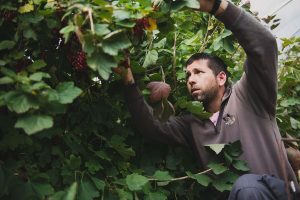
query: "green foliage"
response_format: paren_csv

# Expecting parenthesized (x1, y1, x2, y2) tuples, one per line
(277, 37, 300, 138)
(0, 0, 298, 199)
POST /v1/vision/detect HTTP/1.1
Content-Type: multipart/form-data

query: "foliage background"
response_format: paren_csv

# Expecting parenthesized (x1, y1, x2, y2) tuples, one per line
(0, 0, 299, 199)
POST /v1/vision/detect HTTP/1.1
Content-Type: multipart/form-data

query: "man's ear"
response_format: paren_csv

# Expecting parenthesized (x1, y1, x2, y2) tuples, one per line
(217, 71, 227, 87)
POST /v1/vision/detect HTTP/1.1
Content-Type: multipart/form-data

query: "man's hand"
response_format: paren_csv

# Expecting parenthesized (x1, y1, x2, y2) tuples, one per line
(198, 0, 228, 15)
(112, 55, 135, 85)
(198, 0, 215, 12)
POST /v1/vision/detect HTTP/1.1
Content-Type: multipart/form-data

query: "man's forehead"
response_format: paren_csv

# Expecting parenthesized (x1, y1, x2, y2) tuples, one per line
(185, 60, 209, 71)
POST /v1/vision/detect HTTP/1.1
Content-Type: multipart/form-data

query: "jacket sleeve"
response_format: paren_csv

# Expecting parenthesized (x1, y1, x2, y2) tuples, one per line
(124, 84, 190, 146)
(216, 2, 278, 117)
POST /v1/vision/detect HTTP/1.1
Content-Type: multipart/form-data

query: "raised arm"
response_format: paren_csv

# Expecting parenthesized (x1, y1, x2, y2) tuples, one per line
(212, 0, 278, 117)
(118, 66, 191, 146)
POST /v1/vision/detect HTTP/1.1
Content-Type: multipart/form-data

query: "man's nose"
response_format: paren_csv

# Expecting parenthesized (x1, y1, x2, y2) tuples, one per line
(188, 75, 196, 86)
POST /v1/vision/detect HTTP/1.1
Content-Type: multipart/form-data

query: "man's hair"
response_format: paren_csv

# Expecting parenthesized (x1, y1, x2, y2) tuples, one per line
(185, 52, 230, 87)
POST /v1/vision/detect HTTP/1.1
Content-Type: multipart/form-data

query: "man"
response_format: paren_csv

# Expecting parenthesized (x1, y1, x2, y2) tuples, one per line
(119, 0, 300, 199)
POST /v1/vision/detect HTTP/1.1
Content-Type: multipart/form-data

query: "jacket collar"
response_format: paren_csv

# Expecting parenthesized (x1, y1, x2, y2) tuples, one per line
(221, 86, 232, 104)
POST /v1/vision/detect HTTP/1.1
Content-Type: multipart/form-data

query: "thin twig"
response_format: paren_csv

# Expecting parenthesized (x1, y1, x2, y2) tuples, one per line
(160, 66, 165, 83)
(199, 18, 220, 52)
(172, 31, 177, 89)
(87, 7, 95, 34)
(199, 15, 211, 52)
(148, 168, 212, 182)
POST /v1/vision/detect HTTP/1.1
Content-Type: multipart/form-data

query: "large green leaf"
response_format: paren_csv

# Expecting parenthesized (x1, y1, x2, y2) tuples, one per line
(145, 192, 167, 200)
(143, 50, 158, 68)
(185, 0, 200, 9)
(194, 174, 212, 187)
(126, 173, 149, 191)
(177, 98, 211, 119)
(27, 60, 47, 72)
(117, 189, 133, 200)
(87, 52, 117, 80)
(212, 179, 232, 192)
(64, 182, 78, 200)
(5, 92, 39, 113)
(102, 33, 131, 56)
(113, 10, 131, 21)
(94, 24, 111, 36)
(0, 40, 16, 50)
(56, 82, 82, 104)
(232, 160, 249, 172)
(31, 182, 55, 197)
(0, 76, 14, 84)
(207, 163, 228, 175)
(186, 171, 212, 187)
(205, 144, 226, 155)
(152, 170, 173, 181)
(15, 114, 54, 135)
(29, 72, 50, 81)
(78, 180, 100, 200)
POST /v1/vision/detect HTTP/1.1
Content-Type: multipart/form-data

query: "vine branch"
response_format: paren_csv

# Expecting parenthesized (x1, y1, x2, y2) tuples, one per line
(148, 168, 212, 182)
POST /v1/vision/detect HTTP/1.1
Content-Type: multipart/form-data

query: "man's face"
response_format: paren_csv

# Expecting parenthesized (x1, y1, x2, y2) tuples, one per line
(186, 59, 219, 104)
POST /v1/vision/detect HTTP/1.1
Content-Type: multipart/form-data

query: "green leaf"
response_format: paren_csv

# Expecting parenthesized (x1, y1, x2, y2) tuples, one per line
(29, 72, 50, 81)
(56, 82, 82, 104)
(153, 170, 173, 181)
(0, 40, 16, 50)
(223, 38, 235, 53)
(207, 163, 228, 175)
(109, 135, 135, 159)
(18, 3, 34, 13)
(290, 117, 300, 129)
(102, 33, 131, 56)
(20, 13, 43, 24)
(232, 160, 249, 172)
(82, 37, 95, 56)
(64, 182, 78, 200)
(145, 192, 167, 200)
(60, 25, 76, 42)
(126, 173, 149, 191)
(85, 160, 103, 173)
(116, 20, 136, 28)
(153, 38, 167, 49)
(87, 52, 117, 80)
(0, 76, 14, 84)
(15, 115, 53, 135)
(90, 177, 105, 191)
(32, 183, 54, 197)
(186, 171, 212, 186)
(23, 28, 37, 40)
(195, 174, 212, 187)
(5, 92, 39, 113)
(94, 24, 111, 36)
(143, 50, 158, 68)
(205, 144, 226, 155)
(117, 188, 133, 200)
(187, 101, 211, 119)
(185, 0, 200, 9)
(78, 180, 100, 200)
(27, 60, 47, 72)
(113, 10, 131, 21)
(212, 179, 232, 192)
(221, 29, 232, 38)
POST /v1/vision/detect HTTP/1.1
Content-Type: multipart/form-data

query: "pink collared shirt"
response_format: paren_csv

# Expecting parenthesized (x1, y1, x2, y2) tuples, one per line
(209, 111, 220, 126)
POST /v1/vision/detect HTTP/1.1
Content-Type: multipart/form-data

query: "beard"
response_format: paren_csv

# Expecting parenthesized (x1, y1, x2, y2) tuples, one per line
(192, 81, 219, 108)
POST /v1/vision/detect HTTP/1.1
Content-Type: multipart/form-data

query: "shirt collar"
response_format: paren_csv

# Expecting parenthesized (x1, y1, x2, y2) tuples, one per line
(221, 86, 232, 104)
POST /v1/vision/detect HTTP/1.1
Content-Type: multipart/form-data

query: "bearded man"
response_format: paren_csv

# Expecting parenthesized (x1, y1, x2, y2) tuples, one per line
(118, 0, 300, 199)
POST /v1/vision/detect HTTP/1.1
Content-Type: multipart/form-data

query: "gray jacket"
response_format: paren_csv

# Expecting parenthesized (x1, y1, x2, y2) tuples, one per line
(125, 2, 299, 193)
